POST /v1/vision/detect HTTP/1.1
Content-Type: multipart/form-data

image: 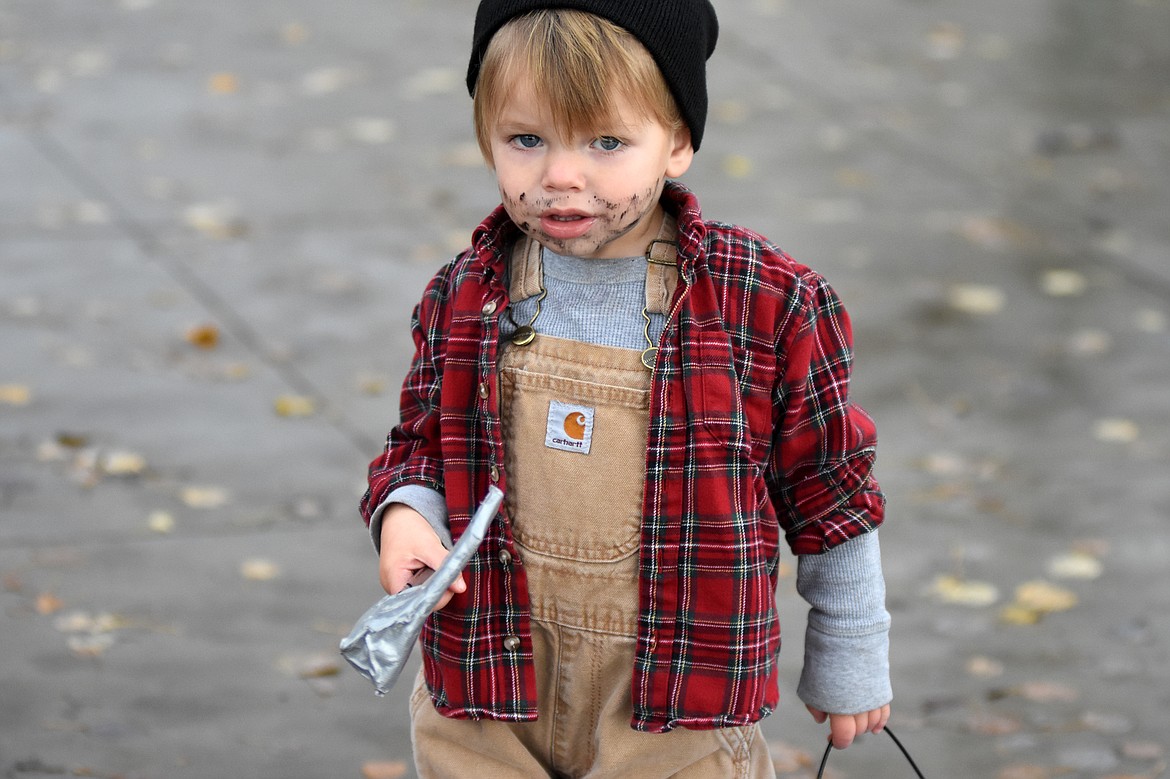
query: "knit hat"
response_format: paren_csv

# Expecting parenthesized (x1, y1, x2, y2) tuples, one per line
(466, 0, 719, 149)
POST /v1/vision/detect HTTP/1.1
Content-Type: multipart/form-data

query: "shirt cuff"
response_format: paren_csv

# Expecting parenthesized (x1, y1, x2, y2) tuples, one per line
(795, 530, 893, 714)
(369, 484, 451, 553)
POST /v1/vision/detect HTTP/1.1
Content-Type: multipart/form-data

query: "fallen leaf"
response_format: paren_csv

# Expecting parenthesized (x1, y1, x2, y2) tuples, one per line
(185, 323, 221, 350)
(101, 450, 147, 477)
(929, 574, 999, 607)
(240, 558, 280, 581)
(180, 486, 230, 509)
(1094, 418, 1139, 444)
(1047, 551, 1103, 580)
(0, 384, 32, 406)
(1040, 269, 1088, 297)
(207, 72, 239, 95)
(1000, 603, 1043, 625)
(184, 203, 248, 239)
(56, 432, 90, 449)
(1016, 580, 1078, 611)
(147, 510, 175, 533)
(35, 592, 65, 615)
(998, 765, 1056, 779)
(965, 655, 1005, 678)
(361, 762, 408, 779)
(948, 283, 1005, 315)
(1002, 580, 1078, 624)
(54, 611, 124, 634)
(722, 154, 753, 179)
(274, 395, 316, 417)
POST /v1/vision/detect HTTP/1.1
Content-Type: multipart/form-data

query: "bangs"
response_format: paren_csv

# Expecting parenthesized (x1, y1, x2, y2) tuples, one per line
(473, 10, 682, 162)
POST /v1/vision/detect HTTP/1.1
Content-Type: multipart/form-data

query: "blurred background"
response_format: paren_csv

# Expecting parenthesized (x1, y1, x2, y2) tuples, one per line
(2, 1, 1168, 777)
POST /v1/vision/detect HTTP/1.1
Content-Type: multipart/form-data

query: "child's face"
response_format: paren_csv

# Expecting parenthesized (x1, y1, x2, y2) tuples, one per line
(487, 71, 693, 260)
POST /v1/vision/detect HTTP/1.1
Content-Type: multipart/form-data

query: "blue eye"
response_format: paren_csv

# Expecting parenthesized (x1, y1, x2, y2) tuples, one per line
(512, 134, 542, 149)
(593, 136, 623, 152)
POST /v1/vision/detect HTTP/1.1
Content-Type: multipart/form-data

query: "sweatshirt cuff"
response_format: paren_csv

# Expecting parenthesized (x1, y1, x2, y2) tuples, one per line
(797, 617, 892, 715)
(795, 531, 893, 714)
(368, 484, 451, 553)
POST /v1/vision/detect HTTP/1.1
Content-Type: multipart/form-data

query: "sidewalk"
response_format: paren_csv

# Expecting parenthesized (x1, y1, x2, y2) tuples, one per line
(2, 1, 1169, 777)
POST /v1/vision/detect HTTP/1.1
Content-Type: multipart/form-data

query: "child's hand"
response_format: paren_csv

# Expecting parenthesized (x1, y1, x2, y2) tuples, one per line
(378, 504, 466, 611)
(805, 704, 891, 750)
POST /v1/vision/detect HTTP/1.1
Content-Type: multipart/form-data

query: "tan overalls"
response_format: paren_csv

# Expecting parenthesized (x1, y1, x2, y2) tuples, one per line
(410, 229, 776, 779)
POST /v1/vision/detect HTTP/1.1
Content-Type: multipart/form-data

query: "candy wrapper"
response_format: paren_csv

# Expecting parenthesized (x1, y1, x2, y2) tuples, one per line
(340, 486, 504, 695)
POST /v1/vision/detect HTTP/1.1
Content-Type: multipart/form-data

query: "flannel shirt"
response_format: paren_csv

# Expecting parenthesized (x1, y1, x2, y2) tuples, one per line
(361, 181, 885, 732)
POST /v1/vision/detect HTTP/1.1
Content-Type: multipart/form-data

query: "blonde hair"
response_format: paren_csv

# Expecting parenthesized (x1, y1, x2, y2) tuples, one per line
(472, 10, 684, 164)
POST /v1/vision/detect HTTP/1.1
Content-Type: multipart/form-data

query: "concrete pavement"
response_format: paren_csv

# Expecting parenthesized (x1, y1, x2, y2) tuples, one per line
(3, 0, 1169, 776)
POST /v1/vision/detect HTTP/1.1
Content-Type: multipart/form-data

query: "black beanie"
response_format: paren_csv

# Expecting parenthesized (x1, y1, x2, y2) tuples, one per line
(466, 0, 719, 150)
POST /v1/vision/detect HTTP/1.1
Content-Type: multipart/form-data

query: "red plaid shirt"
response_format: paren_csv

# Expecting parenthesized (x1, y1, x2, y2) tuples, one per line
(361, 181, 884, 732)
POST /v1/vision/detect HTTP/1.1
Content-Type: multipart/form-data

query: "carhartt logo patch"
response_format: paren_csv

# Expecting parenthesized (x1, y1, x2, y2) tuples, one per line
(545, 399, 594, 454)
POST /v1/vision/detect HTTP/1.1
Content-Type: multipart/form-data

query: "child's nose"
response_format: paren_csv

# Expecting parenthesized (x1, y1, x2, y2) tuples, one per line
(541, 149, 585, 191)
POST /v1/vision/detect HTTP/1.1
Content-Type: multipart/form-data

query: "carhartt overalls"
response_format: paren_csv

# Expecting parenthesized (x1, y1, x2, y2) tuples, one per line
(411, 229, 775, 778)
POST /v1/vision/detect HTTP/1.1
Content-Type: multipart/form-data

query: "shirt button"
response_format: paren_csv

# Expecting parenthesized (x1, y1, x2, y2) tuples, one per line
(489, 465, 500, 483)
(478, 381, 490, 400)
(482, 300, 498, 317)
(503, 635, 521, 652)
(498, 549, 512, 566)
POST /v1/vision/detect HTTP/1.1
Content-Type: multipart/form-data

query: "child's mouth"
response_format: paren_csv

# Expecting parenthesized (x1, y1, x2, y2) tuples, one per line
(540, 212, 596, 240)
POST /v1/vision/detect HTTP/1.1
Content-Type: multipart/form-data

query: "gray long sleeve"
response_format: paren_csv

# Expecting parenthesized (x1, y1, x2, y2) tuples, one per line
(796, 530, 892, 714)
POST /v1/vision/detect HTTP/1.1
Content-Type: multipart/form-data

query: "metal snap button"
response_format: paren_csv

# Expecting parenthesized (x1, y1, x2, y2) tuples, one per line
(503, 635, 520, 652)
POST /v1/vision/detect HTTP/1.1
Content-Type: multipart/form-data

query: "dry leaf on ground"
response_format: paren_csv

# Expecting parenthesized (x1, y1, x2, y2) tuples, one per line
(929, 574, 999, 607)
(274, 395, 316, 417)
(948, 283, 1005, 315)
(148, 511, 175, 533)
(1047, 551, 1103, 580)
(207, 72, 239, 94)
(180, 486, 230, 509)
(361, 761, 408, 779)
(1094, 418, 1139, 444)
(102, 450, 147, 476)
(1002, 580, 1078, 624)
(240, 558, 280, 581)
(35, 592, 65, 615)
(0, 384, 32, 406)
(185, 323, 221, 350)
